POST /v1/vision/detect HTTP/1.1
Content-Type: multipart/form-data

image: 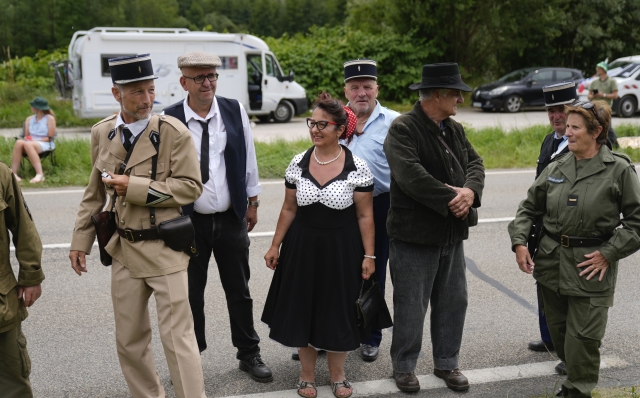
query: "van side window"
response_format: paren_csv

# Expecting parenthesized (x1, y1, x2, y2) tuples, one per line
(265, 54, 282, 78)
(101, 54, 135, 77)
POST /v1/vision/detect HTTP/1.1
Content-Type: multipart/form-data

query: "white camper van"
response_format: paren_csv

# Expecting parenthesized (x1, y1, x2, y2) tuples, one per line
(68, 27, 308, 122)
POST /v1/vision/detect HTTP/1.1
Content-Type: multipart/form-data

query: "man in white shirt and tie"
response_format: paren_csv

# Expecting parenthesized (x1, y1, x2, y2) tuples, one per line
(163, 51, 272, 382)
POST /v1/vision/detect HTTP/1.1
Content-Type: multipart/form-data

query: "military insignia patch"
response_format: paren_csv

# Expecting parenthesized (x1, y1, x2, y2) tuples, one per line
(146, 188, 172, 205)
(547, 176, 565, 183)
(149, 131, 160, 146)
(108, 129, 117, 140)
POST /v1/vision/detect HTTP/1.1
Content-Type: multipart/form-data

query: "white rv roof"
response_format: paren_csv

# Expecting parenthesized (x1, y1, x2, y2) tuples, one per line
(69, 27, 269, 57)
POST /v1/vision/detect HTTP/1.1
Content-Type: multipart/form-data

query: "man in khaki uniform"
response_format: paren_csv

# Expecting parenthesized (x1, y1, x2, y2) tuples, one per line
(0, 162, 44, 398)
(69, 54, 205, 398)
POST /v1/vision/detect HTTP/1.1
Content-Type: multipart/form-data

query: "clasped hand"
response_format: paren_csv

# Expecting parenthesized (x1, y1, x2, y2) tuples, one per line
(445, 184, 474, 219)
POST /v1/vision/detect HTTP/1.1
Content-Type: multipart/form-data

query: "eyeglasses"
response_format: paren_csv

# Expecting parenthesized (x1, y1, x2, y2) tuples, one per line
(182, 73, 219, 84)
(307, 118, 339, 130)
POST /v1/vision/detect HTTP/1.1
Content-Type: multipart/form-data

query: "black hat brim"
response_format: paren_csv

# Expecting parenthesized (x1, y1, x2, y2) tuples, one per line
(409, 81, 472, 92)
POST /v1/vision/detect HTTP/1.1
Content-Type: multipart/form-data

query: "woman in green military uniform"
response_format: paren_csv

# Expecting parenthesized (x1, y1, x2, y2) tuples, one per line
(508, 101, 640, 398)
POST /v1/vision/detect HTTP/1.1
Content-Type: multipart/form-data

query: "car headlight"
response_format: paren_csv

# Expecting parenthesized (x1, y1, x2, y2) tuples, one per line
(489, 86, 509, 95)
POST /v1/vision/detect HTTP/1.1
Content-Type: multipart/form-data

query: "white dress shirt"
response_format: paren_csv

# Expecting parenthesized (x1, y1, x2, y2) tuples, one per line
(182, 95, 261, 214)
(114, 112, 150, 145)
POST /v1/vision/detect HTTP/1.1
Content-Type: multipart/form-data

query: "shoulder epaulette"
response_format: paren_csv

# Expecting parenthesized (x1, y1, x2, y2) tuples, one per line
(612, 151, 633, 165)
(92, 114, 117, 128)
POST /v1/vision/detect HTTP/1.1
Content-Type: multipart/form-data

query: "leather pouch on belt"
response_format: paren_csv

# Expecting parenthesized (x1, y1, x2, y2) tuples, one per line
(157, 215, 198, 257)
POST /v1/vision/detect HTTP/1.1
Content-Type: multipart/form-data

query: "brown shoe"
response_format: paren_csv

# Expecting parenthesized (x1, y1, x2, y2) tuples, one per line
(434, 368, 469, 391)
(393, 371, 420, 392)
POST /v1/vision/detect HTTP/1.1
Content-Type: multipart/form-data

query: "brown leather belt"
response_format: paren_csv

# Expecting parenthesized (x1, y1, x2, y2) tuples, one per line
(117, 227, 161, 243)
(543, 227, 612, 248)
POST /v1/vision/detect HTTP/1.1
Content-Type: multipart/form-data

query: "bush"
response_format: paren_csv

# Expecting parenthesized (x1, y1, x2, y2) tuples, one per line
(265, 26, 437, 104)
(0, 49, 68, 89)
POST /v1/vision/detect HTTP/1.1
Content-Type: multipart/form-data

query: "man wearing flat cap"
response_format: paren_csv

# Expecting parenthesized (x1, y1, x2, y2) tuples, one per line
(69, 54, 206, 398)
(525, 82, 574, 375)
(342, 59, 399, 362)
(163, 51, 271, 382)
(384, 62, 485, 392)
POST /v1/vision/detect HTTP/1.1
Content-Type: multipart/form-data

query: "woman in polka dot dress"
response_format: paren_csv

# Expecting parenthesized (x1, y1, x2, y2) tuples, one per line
(262, 92, 375, 398)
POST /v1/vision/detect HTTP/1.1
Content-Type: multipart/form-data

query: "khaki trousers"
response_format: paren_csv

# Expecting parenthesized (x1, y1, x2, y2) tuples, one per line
(111, 259, 205, 398)
(0, 323, 32, 398)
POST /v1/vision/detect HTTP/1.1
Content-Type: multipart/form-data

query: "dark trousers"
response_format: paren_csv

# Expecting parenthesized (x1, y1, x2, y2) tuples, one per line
(188, 209, 260, 360)
(537, 282, 553, 344)
(361, 192, 390, 347)
(0, 323, 33, 398)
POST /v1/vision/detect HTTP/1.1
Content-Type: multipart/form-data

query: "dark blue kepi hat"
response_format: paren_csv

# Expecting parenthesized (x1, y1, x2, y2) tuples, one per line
(108, 54, 158, 85)
(344, 59, 377, 83)
(543, 82, 577, 107)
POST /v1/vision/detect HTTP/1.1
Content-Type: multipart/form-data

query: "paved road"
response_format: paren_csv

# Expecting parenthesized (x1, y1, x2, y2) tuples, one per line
(15, 170, 640, 397)
(3, 107, 640, 143)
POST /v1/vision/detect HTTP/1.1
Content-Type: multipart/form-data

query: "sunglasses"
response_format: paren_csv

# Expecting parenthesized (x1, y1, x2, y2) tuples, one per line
(182, 73, 219, 84)
(306, 118, 339, 130)
(572, 101, 601, 123)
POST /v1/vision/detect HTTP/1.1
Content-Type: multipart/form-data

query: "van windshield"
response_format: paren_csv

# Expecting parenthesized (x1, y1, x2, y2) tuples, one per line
(497, 68, 536, 83)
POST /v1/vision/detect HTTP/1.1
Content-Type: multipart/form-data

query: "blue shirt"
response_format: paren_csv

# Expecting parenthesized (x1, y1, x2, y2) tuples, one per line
(341, 101, 400, 196)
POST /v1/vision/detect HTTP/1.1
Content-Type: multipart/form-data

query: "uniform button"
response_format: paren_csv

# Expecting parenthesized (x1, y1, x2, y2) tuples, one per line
(451, 168, 454, 172)
(102, 168, 106, 172)
(445, 150, 449, 154)
(122, 202, 126, 207)
(148, 170, 152, 175)
(120, 220, 125, 224)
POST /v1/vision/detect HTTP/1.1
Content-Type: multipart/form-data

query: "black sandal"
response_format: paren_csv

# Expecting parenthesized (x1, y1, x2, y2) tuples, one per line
(297, 380, 317, 398)
(332, 379, 353, 398)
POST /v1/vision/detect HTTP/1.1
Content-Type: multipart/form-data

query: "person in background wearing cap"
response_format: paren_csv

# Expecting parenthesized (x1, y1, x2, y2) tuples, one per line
(588, 62, 619, 147)
(69, 54, 206, 398)
(341, 59, 399, 362)
(384, 63, 485, 393)
(163, 52, 271, 383)
(0, 162, 44, 397)
(11, 96, 56, 183)
(525, 82, 575, 375)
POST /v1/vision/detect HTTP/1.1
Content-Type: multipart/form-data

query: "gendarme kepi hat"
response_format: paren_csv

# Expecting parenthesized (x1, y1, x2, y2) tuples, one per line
(29, 96, 50, 111)
(344, 59, 377, 82)
(178, 51, 222, 68)
(409, 62, 471, 92)
(108, 54, 158, 85)
(542, 82, 577, 107)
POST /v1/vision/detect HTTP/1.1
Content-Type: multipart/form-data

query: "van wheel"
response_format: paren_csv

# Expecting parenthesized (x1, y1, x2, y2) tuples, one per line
(273, 101, 294, 123)
(257, 115, 271, 123)
(618, 95, 637, 118)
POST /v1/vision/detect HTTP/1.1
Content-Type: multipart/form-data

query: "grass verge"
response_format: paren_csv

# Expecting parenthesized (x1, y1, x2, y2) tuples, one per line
(3, 125, 640, 187)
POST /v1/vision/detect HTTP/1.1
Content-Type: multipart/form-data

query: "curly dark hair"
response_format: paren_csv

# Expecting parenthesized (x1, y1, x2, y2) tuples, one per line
(312, 92, 347, 128)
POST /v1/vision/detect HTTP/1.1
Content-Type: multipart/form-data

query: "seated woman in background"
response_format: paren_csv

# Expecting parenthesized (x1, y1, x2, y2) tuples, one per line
(12, 97, 56, 183)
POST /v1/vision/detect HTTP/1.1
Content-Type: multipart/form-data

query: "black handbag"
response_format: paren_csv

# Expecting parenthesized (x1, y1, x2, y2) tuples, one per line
(355, 274, 393, 329)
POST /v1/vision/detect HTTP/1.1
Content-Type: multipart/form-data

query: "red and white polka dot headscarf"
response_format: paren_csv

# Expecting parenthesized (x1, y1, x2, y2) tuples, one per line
(340, 106, 359, 143)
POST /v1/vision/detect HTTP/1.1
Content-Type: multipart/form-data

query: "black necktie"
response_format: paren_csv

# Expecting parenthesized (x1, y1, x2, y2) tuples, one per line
(122, 127, 133, 152)
(552, 137, 562, 153)
(197, 120, 210, 184)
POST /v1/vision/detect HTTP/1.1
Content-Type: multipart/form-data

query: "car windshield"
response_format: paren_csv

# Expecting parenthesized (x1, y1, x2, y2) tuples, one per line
(497, 68, 536, 83)
(611, 63, 640, 78)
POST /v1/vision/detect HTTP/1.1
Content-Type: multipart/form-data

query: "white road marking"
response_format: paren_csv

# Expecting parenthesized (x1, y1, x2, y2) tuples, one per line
(19, 217, 515, 252)
(220, 356, 625, 397)
(23, 189, 86, 195)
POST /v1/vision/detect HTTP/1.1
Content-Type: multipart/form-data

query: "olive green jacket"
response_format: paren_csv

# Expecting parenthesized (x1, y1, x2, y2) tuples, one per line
(508, 145, 640, 297)
(0, 163, 44, 333)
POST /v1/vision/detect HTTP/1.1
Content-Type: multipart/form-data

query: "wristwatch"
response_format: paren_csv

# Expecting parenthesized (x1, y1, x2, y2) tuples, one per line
(248, 199, 260, 207)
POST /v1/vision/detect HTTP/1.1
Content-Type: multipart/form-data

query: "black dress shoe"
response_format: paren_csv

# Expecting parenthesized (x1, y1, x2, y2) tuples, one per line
(360, 344, 379, 362)
(239, 355, 273, 383)
(434, 368, 470, 391)
(292, 350, 300, 360)
(528, 340, 555, 352)
(555, 361, 567, 375)
(556, 388, 566, 396)
(393, 371, 420, 392)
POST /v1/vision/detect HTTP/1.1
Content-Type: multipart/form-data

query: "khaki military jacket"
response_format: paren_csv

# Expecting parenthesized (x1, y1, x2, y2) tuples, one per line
(71, 114, 203, 278)
(508, 145, 640, 298)
(0, 163, 44, 333)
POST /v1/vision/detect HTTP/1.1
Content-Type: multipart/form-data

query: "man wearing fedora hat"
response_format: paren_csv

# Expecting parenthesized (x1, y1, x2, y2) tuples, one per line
(163, 51, 271, 383)
(69, 54, 206, 398)
(341, 59, 399, 362)
(525, 82, 575, 376)
(384, 63, 485, 392)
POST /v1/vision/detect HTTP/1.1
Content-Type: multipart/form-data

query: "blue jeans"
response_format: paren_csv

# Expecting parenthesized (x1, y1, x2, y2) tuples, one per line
(389, 240, 468, 372)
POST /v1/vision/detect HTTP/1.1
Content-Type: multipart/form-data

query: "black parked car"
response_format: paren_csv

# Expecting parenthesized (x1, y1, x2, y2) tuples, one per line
(471, 67, 584, 112)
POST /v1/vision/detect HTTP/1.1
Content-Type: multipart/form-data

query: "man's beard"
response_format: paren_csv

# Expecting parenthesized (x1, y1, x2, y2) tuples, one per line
(123, 105, 151, 121)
